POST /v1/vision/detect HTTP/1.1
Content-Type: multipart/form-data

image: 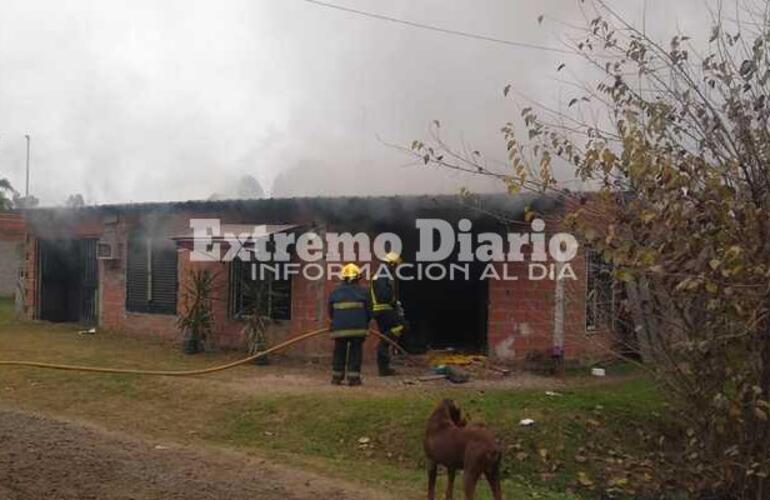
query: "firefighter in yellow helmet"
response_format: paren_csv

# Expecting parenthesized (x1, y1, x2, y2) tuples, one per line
(328, 263, 371, 386)
(370, 252, 407, 376)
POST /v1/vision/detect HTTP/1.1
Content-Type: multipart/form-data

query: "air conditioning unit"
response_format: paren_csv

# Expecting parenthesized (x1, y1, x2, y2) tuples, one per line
(96, 236, 119, 260)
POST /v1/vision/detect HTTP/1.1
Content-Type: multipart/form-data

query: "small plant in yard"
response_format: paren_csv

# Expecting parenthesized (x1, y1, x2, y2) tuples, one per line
(240, 278, 271, 365)
(239, 273, 290, 365)
(243, 309, 270, 365)
(178, 269, 216, 354)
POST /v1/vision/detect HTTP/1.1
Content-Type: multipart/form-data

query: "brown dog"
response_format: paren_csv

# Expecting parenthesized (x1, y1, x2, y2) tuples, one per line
(423, 399, 502, 500)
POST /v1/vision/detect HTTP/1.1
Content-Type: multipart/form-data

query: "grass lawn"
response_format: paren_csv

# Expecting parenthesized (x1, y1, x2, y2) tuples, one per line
(0, 298, 666, 499)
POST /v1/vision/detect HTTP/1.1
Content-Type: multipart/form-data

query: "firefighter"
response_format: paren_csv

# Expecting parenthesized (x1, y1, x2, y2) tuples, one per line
(370, 251, 406, 376)
(328, 263, 371, 386)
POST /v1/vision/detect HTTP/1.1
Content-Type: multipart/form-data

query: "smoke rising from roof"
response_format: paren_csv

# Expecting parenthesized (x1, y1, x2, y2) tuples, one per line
(0, 0, 712, 205)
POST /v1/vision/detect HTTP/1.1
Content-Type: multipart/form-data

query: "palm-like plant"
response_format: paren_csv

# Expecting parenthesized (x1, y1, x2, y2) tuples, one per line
(240, 273, 290, 365)
(178, 269, 216, 354)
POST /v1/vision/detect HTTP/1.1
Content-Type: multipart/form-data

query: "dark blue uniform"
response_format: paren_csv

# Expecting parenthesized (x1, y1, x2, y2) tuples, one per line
(370, 271, 406, 374)
(329, 281, 371, 382)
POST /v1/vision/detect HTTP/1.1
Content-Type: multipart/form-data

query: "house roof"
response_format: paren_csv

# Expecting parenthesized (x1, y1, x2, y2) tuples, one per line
(21, 193, 570, 238)
(172, 224, 299, 242)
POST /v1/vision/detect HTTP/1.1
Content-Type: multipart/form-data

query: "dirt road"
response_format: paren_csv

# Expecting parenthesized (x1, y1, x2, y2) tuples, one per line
(0, 407, 391, 500)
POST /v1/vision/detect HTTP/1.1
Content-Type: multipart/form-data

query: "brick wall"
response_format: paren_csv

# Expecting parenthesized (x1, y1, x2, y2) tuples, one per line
(0, 241, 21, 297)
(0, 213, 24, 298)
(23, 206, 615, 362)
(487, 261, 556, 360)
(100, 212, 189, 341)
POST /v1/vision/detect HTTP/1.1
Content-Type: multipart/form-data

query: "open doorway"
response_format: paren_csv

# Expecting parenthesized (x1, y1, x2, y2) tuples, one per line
(399, 265, 488, 354)
(37, 239, 98, 324)
(370, 221, 489, 355)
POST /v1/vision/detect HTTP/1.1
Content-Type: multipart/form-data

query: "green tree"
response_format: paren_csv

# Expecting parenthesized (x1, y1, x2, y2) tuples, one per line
(414, 1, 770, 496)
(0, 178, 15, 211)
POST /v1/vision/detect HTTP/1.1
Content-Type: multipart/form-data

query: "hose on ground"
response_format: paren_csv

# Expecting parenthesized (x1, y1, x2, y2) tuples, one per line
(0, 328, 418, 376)
(0, 327, 329, 376)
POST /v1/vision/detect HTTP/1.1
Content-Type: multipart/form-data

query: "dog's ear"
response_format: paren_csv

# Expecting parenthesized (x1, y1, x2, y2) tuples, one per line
(446, 400, 464, 424)
(435, 398, 452, 415)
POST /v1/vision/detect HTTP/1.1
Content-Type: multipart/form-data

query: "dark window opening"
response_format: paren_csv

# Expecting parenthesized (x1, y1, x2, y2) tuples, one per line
(126, 235, 178, 315)
(586, 249, 614, 330)
(229, 259, 292, 321)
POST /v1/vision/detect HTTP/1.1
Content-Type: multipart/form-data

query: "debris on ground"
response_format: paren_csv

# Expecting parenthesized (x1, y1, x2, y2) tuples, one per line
(545, 391, 562, 397)
(474, 361, 511, 376)
(425, 347, 516, 383)
(427, 349, 486, 367)
(445, 366, 470, 384)
(519, 418, 536, 426)
(591, 368, 606, 377)
(427, 365, 470, 383)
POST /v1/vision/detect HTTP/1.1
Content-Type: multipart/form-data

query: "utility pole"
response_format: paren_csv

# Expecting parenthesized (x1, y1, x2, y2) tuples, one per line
(24, 134, 30, 198)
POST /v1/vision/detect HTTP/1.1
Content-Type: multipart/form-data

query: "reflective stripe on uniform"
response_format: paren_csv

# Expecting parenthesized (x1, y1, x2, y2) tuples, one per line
(390, 324, 405, 336)
(332, 301, 365, 310)
(370, 281, 394, 312)
(330, 328, 368, 338)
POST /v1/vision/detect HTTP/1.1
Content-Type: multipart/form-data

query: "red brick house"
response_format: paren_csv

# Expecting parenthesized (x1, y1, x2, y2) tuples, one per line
(0, 212, 25, 298)
(20, 193, 616, 362)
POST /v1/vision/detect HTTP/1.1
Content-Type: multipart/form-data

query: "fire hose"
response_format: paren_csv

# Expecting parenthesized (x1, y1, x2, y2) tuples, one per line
(0, 328, 412, 376)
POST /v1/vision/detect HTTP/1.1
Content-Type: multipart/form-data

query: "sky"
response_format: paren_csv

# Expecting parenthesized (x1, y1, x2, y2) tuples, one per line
(0, 0, 715, 206)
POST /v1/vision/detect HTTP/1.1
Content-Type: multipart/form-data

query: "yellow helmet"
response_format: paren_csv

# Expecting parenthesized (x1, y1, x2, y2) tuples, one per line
(340, 263, 362, 280)
(384, 252, 402, 265)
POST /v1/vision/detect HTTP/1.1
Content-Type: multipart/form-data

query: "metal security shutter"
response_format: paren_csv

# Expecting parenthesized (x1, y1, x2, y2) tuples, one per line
(149, 245, 177, 315)
(79, 239, 98, 324)
(126, 234, 178, 315)
(126, 237, 150, 313)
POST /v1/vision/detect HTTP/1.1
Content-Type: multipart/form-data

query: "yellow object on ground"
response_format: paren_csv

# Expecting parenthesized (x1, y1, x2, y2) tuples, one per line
(427, 351, 487, 367)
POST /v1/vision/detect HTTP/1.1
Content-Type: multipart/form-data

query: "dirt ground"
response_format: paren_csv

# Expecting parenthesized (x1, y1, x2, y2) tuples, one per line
(0, 315, 637, 500)
(212, 354, 568, 396)
(0, 407, 393, 500)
